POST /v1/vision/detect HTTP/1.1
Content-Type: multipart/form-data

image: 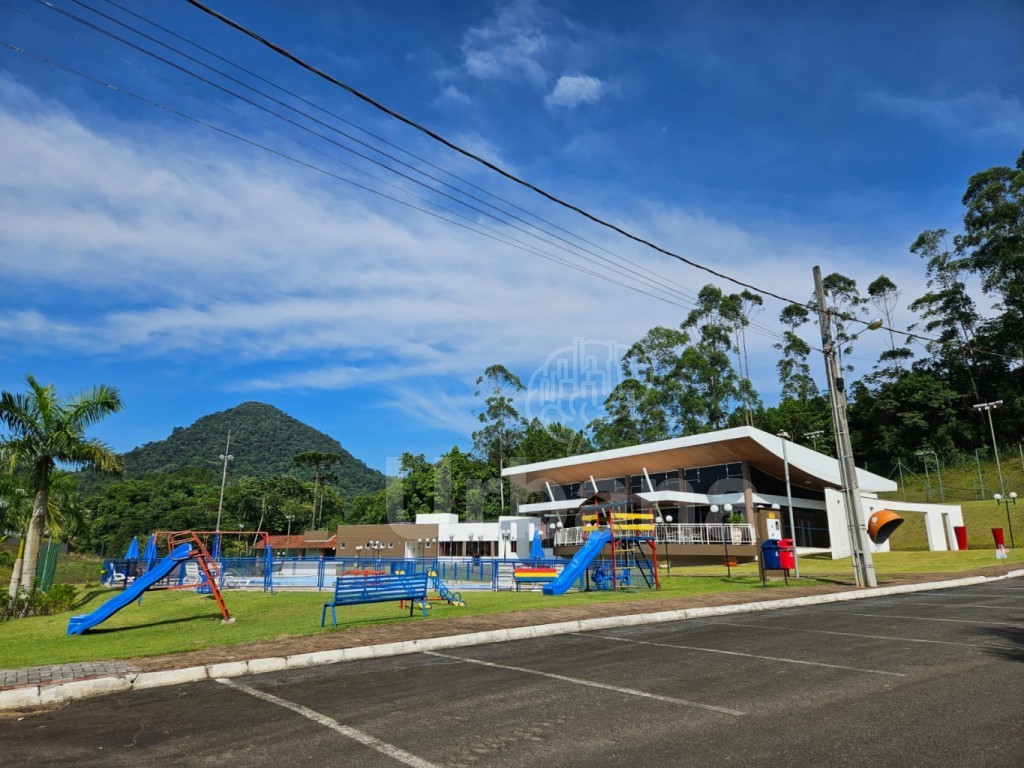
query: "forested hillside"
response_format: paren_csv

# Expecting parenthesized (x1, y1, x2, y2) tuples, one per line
(115, 402, 383, 498)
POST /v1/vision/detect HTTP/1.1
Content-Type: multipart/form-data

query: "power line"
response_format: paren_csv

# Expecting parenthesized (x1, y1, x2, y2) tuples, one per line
(184, 0, 1023, 365)
(25, 0, 786, 344)
(41, 0, 766, 332)
(0, 39, 720, 315)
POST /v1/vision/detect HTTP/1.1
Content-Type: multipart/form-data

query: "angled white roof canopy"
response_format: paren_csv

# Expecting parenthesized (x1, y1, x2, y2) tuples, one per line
(503, 426, 895, 494)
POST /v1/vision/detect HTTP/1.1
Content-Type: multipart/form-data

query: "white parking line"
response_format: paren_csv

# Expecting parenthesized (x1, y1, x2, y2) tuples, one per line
(216, 678, 439, 768)
(423, 651, 744, 716)
(880, 600, 1024, 611)
(579, 634, 905, 677)
(715, 621, 1017, 651)
(841, 612, 1022, 627)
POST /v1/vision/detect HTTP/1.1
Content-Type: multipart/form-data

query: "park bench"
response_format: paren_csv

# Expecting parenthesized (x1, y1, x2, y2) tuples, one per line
(320, 572, 430, 627)
(513, 567, 558, 591)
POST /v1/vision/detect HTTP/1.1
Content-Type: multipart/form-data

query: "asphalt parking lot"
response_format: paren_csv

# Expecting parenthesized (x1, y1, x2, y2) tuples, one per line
(3, 581, 1022, 767)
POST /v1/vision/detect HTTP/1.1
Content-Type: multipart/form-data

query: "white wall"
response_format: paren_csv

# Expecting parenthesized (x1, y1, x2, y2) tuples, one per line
(825, 489, 964, 559)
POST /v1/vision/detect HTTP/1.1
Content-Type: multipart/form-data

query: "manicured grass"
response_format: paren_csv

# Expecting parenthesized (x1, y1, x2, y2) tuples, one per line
(681, 547, 1023, 578)
(0, 574, 803, 669)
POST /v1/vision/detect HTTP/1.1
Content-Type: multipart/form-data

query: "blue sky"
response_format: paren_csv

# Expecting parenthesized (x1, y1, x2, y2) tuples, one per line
(1, 0, 1022, 473)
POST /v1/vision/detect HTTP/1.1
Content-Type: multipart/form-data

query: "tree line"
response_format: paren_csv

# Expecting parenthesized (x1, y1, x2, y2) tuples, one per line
(2, 150, 1022, 606)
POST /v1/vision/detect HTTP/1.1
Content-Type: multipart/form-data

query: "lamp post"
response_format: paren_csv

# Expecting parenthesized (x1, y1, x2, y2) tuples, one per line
(500, 529, 511, 560)
(656, 514, 674, 573)
(814, 265, 880, 588)
(777, 430, 800, 577)
(804, 430, 824, 452)
(448, 534, 455, 558)
(974, 400, 1005, 497)
(284, 514, 295, 554)
(994, 492, 1017, 548)
(215, 431, 233, 535)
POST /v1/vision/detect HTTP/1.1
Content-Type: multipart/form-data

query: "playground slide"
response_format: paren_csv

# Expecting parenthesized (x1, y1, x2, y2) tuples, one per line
(67, 543, 193, 635)
(543, 528, 612, 596)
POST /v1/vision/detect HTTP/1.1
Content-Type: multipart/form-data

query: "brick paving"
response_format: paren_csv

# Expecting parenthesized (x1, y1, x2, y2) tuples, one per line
(3, 563, 1018, 694)
(0, 661, 140, 689)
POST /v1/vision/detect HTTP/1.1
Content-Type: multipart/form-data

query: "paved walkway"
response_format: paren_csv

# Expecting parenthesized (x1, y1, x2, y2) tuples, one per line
(0, 662, 140, 689)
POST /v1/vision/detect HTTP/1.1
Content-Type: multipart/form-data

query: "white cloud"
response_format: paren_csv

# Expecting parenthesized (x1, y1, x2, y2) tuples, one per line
(0, 74, 930, 416)
(461, 1, 550, 87)
(437, 84, 472, 106)
(545, 74, 606, 109)
(863, 88, 1024, 140)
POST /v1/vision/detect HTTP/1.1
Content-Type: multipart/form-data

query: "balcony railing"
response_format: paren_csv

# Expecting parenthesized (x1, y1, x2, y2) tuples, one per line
(554, 523, 756, 548)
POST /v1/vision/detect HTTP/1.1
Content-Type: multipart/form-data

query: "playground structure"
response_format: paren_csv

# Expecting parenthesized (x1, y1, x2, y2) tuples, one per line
(69, 531, 236, 635)
(543, 495, 660, 596)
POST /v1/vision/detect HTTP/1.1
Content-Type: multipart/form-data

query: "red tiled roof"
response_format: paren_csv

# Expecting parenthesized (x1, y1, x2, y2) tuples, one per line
(254, 534, 336, 549)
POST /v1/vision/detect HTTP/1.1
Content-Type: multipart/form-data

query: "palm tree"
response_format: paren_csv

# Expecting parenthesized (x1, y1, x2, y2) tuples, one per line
(2, 375, 123, 598)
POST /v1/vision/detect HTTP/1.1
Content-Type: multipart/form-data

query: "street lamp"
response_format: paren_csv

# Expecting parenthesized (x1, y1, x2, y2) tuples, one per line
(448, 533, 455, 558)
(284, 514, 295, 554)
(500, 529, 512, 560)
(974, 400, 1005, 497)
(215, 431, 233, 535)
(656, 514, 675, 573)
(777, 430, 800, 577)
(814, 264, 881, 588)
(804, 430, 824, 452)
(994, 492, 1017, 548)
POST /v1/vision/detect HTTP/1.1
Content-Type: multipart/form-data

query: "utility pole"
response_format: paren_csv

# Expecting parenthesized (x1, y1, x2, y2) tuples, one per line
(814, 266, 877, 588)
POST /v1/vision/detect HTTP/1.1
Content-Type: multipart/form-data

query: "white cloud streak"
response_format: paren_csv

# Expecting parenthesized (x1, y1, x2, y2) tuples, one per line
(546, 74, 606, 108)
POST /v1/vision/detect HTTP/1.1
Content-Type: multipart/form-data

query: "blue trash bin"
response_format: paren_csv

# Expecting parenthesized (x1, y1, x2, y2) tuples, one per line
(760, 539, 781, 570)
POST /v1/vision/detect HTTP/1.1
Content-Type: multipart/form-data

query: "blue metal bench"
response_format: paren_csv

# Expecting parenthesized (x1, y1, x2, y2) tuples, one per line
(320, 573, 430, 627)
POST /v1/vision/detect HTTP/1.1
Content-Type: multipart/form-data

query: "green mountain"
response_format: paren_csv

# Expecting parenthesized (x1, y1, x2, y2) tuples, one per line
(114, 402, 384, 498)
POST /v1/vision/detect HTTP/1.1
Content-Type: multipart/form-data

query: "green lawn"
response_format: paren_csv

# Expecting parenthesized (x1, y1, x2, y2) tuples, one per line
(1, 574, 806, 669)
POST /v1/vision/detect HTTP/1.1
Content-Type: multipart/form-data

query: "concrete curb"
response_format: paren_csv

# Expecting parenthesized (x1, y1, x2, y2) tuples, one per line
(2, 571, 1018, 711)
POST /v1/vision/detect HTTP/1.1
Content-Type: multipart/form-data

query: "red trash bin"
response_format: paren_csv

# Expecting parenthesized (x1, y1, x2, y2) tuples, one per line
(992, 528, 1005, 547)
(778, 538, 796, 570)
(953, 526, 968, 550)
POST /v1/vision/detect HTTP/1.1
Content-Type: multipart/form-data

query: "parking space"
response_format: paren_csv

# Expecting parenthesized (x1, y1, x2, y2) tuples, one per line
(3, 582, 1022, 766)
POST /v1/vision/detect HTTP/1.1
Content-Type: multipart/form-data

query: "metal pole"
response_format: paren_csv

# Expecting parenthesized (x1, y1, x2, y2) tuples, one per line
(897, 460, 907, 502)
(814, 266, 877, 588)
(779, 432, 800, 577)
(215, 430, 233, 534)
(935, 455, 945, 502)
(921, 454, 931, 502)
(976, 449, 986, 499)
(987, 407, 1006, 498)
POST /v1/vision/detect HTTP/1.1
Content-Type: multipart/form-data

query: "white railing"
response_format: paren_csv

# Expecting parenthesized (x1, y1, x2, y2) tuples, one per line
(554, 523, 755, 547)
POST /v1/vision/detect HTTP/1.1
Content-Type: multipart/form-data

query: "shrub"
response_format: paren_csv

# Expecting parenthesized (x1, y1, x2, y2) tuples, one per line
(0, 583, 77, 621)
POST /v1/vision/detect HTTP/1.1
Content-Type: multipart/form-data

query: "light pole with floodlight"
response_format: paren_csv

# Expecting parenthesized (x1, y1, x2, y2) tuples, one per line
(994, 492, 1017, 548)
(777, 430, 800, 577)
(284, 514, 295, 554)
(215, 431, 233, 535)
(974, 400, 1005, 497)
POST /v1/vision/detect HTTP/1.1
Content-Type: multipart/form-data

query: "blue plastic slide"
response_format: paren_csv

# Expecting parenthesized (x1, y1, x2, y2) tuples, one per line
(67, 543, 193, 635)
(543, 528, 612, 596)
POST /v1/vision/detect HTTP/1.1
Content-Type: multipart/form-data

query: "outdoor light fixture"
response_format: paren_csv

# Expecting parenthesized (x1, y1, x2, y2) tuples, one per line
(975, 400, 1006, 497)
(777, 430, 800, 577)
(215, 431, 233, 535)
